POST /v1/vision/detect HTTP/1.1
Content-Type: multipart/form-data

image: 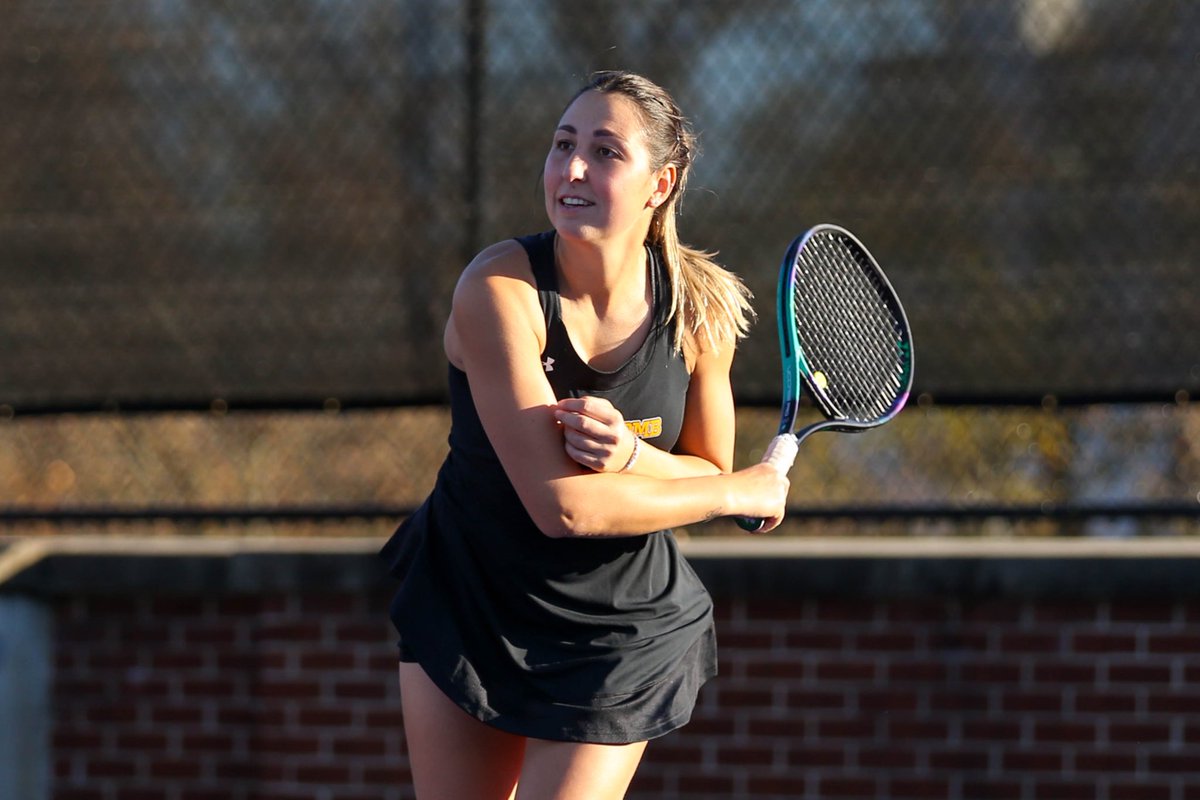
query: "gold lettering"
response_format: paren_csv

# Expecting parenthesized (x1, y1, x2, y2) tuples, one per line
(625, 417, 663, 439)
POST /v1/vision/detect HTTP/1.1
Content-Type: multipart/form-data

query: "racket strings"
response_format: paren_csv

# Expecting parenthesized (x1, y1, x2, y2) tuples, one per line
(793, 232, 909, 422)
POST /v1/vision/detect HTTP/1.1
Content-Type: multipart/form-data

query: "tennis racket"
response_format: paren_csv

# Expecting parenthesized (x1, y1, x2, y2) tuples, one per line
(736, 224, 914, 532)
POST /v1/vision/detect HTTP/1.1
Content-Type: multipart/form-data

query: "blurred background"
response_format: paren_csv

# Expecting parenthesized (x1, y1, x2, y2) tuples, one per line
(2, 0, 1198, 538)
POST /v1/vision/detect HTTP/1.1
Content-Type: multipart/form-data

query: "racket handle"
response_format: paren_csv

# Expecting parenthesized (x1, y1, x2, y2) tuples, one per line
(762, 433, 800, 473)
(734, 435, 799, 532)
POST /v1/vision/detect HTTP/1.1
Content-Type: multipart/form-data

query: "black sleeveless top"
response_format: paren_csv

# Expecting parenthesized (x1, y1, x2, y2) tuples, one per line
(380, 231, 717, 744)
(533, 230, 691, 437)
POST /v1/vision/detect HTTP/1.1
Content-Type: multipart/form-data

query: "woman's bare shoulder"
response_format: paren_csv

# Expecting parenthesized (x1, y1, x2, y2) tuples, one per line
(446, 238, 544, 366)
(458, 239, 533, 287)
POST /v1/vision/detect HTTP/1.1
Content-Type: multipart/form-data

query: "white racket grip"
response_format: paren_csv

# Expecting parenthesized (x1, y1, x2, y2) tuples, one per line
(762, 434, 799, 475)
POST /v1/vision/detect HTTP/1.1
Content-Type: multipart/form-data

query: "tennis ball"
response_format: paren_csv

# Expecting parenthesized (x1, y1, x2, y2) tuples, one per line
(813, 371, 828, 391)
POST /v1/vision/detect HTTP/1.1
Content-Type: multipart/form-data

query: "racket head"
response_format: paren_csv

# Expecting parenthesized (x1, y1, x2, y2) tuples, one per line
(775, 224, 914, 437)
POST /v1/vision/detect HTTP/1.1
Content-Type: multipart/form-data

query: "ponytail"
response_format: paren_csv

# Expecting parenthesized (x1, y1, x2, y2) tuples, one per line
(649, 183, 755, 356)
(574, 71, 756, 355)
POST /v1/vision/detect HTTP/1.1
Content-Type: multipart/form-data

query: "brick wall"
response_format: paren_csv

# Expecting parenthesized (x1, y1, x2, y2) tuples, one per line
(634, 595, 1199, 800)
(7, 537, 1200, 800)
(52, 591, 407, 800)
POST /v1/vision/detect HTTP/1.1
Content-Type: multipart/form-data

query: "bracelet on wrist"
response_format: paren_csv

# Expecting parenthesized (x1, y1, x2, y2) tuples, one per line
(619, 435, 642, 473)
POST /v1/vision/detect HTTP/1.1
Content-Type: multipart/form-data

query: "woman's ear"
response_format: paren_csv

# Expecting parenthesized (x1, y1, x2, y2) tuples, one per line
(648, 164, 678, 209)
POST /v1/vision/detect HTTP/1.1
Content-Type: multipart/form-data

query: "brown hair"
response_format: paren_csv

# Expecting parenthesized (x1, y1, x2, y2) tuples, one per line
(570, 70, 755, 354)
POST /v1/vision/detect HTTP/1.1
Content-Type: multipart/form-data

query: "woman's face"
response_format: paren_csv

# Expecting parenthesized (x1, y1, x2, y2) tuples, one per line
(543, 90, 671, 245)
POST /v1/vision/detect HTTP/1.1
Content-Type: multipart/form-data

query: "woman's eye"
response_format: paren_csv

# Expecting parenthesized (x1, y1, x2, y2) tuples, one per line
(554, 139, 573, 151)
(598, 146, 619, 159)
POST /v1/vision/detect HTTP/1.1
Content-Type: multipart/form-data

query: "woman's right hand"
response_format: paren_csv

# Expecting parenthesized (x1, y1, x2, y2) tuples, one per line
(730, 461, 791, 533)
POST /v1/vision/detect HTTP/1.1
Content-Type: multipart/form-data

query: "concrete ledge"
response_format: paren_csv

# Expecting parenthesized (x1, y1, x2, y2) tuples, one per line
(0, 536, 393, 597)
(684, 538, 1200, 601)
(3, 535, 1200, 600)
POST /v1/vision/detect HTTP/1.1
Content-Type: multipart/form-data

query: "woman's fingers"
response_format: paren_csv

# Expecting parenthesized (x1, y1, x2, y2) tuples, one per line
(555, 396, 633, 472)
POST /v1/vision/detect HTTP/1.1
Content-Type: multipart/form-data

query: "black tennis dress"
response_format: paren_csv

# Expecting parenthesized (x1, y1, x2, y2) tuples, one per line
(380, 231, 717, 744)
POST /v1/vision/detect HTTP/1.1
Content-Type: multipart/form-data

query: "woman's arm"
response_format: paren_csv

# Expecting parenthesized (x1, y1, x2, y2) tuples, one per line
(449, 246, 787, 538)
(553, 340, 736, 478)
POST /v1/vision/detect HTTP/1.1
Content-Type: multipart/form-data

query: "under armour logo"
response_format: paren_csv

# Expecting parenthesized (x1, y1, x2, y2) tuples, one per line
(543, 356, 555, 373)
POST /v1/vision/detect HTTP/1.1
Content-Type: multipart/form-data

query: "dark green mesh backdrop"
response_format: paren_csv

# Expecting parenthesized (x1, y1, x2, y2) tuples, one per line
(2, 1, 1198, 531)
(3, 0, 1198, 411)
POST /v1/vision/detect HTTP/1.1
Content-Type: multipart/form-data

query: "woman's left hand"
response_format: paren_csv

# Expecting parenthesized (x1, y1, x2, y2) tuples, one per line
(553, 396, 638, 472)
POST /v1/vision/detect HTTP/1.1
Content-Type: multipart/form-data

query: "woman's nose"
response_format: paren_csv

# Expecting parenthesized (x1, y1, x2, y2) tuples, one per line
(564, 154, 587, 181)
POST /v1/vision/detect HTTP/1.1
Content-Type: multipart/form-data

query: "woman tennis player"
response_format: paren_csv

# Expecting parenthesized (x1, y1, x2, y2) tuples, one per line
(381, 70, 789, 799)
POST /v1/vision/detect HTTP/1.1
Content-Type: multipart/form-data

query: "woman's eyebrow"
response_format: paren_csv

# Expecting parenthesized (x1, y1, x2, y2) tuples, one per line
(556, 123, 626, 142)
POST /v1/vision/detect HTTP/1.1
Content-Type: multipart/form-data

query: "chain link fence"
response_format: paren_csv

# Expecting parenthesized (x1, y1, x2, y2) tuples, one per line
(2, 0, 1198, 533)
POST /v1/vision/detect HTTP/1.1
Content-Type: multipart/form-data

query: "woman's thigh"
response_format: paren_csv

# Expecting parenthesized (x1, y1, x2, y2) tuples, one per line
(516, 737, 648, 800)
(398, 662, 526, 800)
